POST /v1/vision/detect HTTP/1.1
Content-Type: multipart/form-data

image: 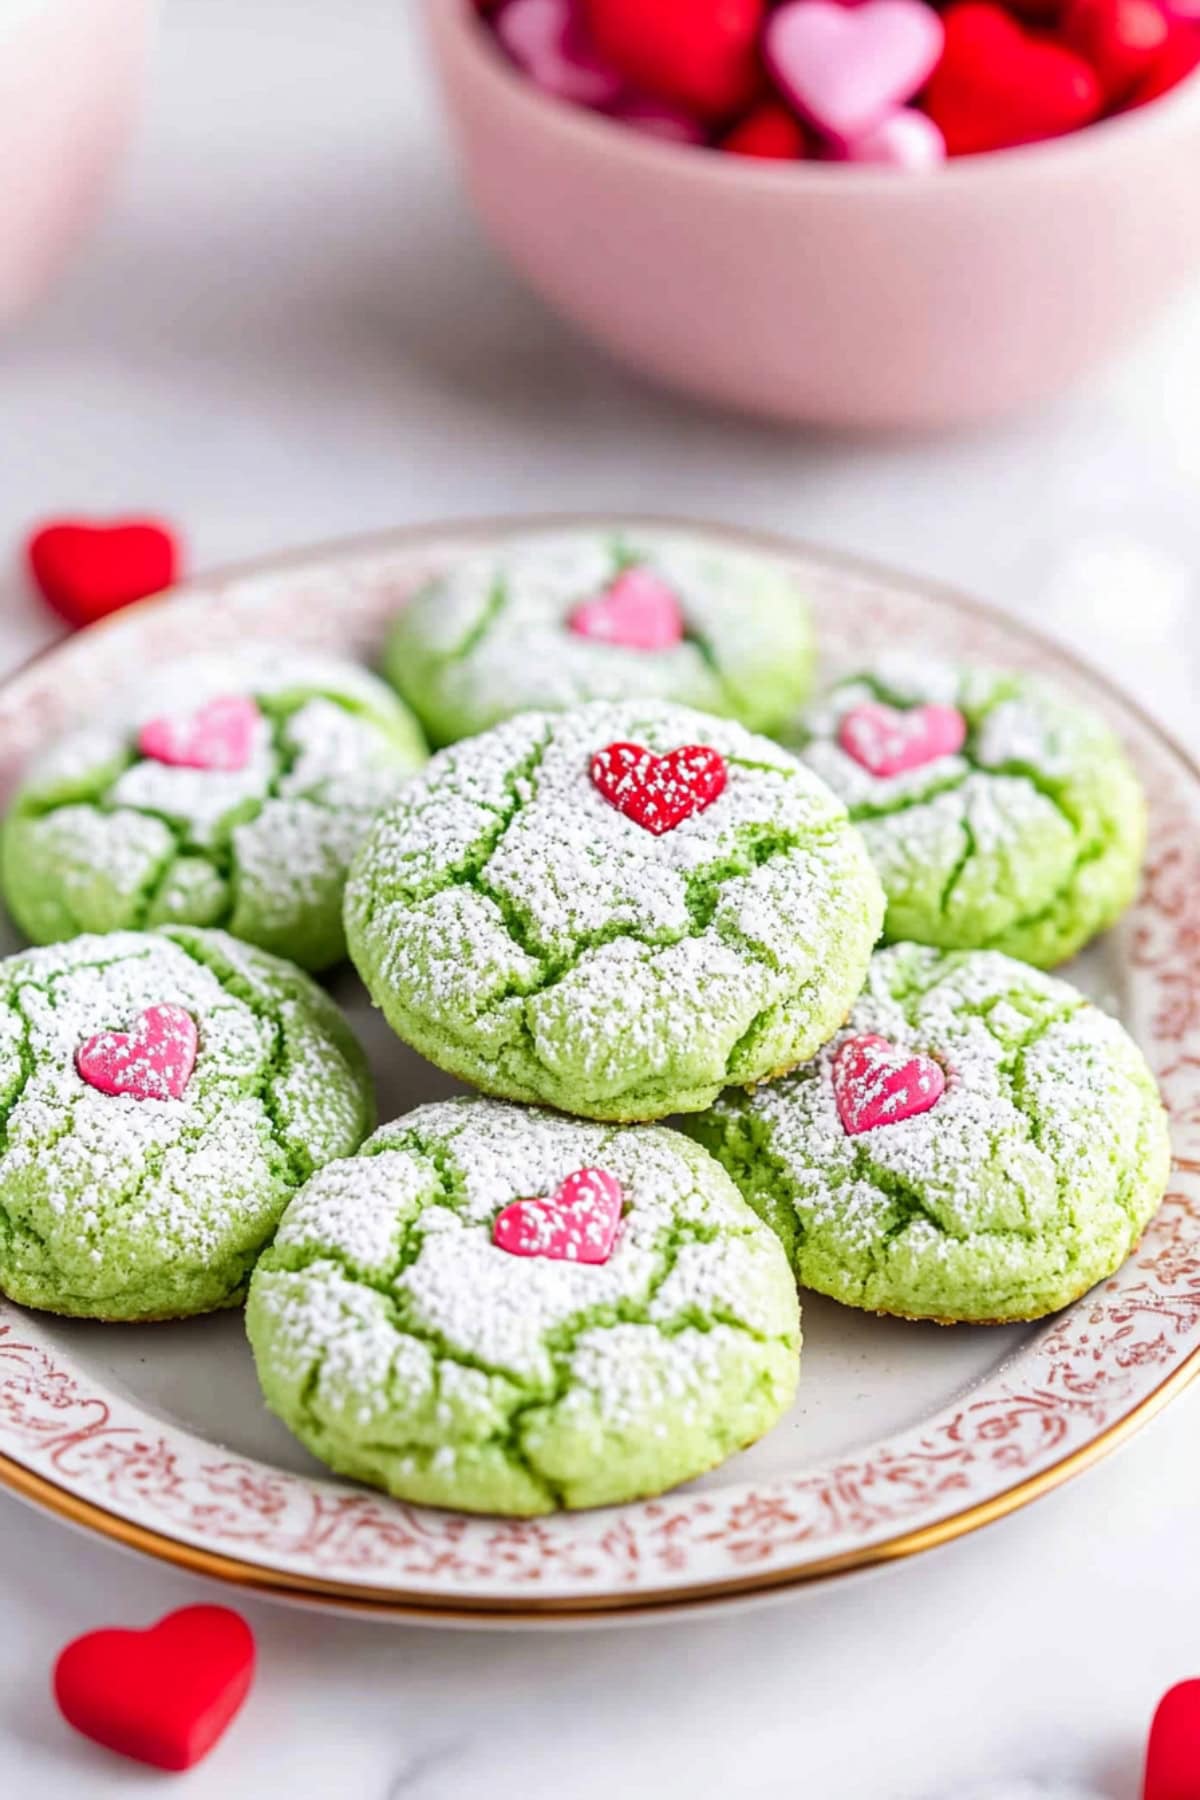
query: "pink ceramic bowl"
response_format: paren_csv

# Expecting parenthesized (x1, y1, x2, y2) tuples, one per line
(426, 0, 1200, 429)
(0, 0, 152, 324)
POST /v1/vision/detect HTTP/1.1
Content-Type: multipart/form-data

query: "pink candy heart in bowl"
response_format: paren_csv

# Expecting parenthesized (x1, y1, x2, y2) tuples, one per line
(764, 0, 946, 141)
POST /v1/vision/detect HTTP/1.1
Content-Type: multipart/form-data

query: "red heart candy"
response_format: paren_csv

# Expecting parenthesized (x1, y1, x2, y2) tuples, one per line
(1063, 0, 1170, 100)
(589, 740, 727, 833)
(838, 700, 967, 777)
(27, 518, 180, 631)
(568, 567, 685, 650)
(137, 694, 261, 773)
(584, 0, 765, 120)
(76, 1004, 199, 1102)
(1126, 19, 1200, 100)
(922, 3, 1104, 155)
(54, 1605, 255, 1772)
(720, 101, 810, 157)
(833, 1033, 946, 1135)
(494, 1167, 624, 1263)
(1144, 1680, 1200, 1800)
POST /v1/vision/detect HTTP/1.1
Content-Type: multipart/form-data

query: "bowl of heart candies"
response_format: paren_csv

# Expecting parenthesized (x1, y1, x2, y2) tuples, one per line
(426, 0, 1200, 427)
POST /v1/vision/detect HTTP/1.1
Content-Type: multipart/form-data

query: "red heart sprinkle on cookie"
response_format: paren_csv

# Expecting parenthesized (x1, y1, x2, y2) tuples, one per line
(26, 518, 180, 631)
(1144, 1680, 1200, 1800)
(76, 1005, 198, 1102)
(54, 1605, 255, 1772)
(589, 740, 727, 833)
(137, 694, 260, 772)
(922, 3, 1104, 155)
(833, 1034, 946, 1135)
(568, 567, 685, 650)
(493, 1168, 624, 1263)
(838, 700, 967, 777)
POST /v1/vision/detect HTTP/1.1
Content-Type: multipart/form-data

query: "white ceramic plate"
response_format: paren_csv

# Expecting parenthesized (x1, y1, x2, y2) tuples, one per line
(1, 517, 1197, 1626)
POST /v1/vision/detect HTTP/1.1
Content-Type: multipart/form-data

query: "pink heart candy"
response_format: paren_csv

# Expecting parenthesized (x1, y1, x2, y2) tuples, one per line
(838, 699, 967, 776)
(765, 0, 946, 141)
(568, 566, 686, 650)
(76, 1004, 199, 1102)
(493, 1168, 624, 1263)
(137, 695, 261, 773)
(833, 1033, 945, 1135)
(495, 0, 623, 107)
(836, 107, 946, 167)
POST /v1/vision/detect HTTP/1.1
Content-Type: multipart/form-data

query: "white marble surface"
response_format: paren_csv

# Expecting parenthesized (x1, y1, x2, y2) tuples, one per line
(2, 1, 1200, 1794)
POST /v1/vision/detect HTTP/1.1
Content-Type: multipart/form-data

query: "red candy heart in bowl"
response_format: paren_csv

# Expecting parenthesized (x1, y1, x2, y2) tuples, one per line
(833, 1033, 946, 1134)
(76, 1004, 199, 1102)
(27, 517, 180, 630)
(54, 1605, 255, 1771)
(589, 740, 727, 833)
(923, 2, 1104, 154)
(568, 567, 685, 649)
(838, 700, 967, 776)
(1063, 0, 1171, 100)
(584, 0, 765, 120)
(494, 1167, 624, 1263)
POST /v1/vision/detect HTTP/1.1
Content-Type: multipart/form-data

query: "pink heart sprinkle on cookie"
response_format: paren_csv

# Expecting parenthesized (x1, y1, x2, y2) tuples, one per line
(590, 740, 727, 833)
(495, 0, 623, 106)
(838, 699, 967, 776)
(568, 567, 685, 651)
(76, 1005, 198, 1102)
(765, 0, 946, 140)
(493, 1168, 624, 1263)
(137, 694, 261, 773)
(833, 1034, 945, 1135)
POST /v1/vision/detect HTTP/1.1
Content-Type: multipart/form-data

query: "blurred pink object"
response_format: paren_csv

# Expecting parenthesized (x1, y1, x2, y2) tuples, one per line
(836, 106, 947, 163)
(763, 0, 944, 141)
(0, 0, 152, 324)
(606, 92, 706, 142)
(427, 0, 1200, 427)
(494, 0, 621, 107)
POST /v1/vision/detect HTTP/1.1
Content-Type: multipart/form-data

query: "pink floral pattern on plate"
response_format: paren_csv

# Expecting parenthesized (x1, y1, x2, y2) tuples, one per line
(0, 521, 1197, 1612)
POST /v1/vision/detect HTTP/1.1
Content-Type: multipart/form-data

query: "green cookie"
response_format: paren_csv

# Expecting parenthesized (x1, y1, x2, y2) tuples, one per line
(0, 928, 373, 1322)
(345, 700, 885, 1121)
(246, 1096, 800, 1515)
(2, 649, 427, 971)
(791, 659, 1146, 967)
(382, 531, 815, 745)
(688, 943, 1170, 1325)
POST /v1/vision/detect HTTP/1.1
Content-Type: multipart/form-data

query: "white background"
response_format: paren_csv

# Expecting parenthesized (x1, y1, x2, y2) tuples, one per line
(2, 2, 1200, 1794)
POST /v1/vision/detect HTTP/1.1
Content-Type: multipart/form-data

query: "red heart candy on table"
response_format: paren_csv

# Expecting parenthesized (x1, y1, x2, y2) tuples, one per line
(765, 0, 945, 142)
(1062, 0, 1170, 101)
(838, 700, 967, 777)
(584, 0, 765, 121)
(138, 694, 261, 773)
(494, 0, 622, 106)
(1126, 20, 1200, 99)
(54, 1605, 255, 1771)
(568, 567, 685, 650)
(720, 101, 810, 158)
(922, 3, 1104, 154)
(76, 1004, 199, 1102)
(833, 1034, 946, 1136)
(494, 1168, 624, 1263)
(589, 740, 727, 833)
(1144, 1679, 1200, 1800)
(26, 518, 180, 630)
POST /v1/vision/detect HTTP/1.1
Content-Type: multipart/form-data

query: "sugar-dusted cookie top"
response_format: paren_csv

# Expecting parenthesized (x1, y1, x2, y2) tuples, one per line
(793, 656, 1146, 968)
(247, 1096, 800, 1514)
(345, 699, 885, 1120)
(382, 530, 815, 745)
(0, 927, 373, 1321)
(689, 943, 1170, 1324)
(2, 648, 427, 971)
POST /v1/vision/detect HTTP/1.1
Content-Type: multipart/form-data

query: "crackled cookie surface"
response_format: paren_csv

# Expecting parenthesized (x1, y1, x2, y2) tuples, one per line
(345, 700, 885, 1121)
(246, 1097, 800, 1514)
(793, 658, 1146, 967)
(688, 944, 1170, 1323)
(2, 648, 427, 971)
(382, 531, 815, 745)
(0, 928, 373, 1321)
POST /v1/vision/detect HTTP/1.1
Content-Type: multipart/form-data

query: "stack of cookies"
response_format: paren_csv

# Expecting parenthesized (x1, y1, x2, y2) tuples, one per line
(0, 531, 1168, 1518)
